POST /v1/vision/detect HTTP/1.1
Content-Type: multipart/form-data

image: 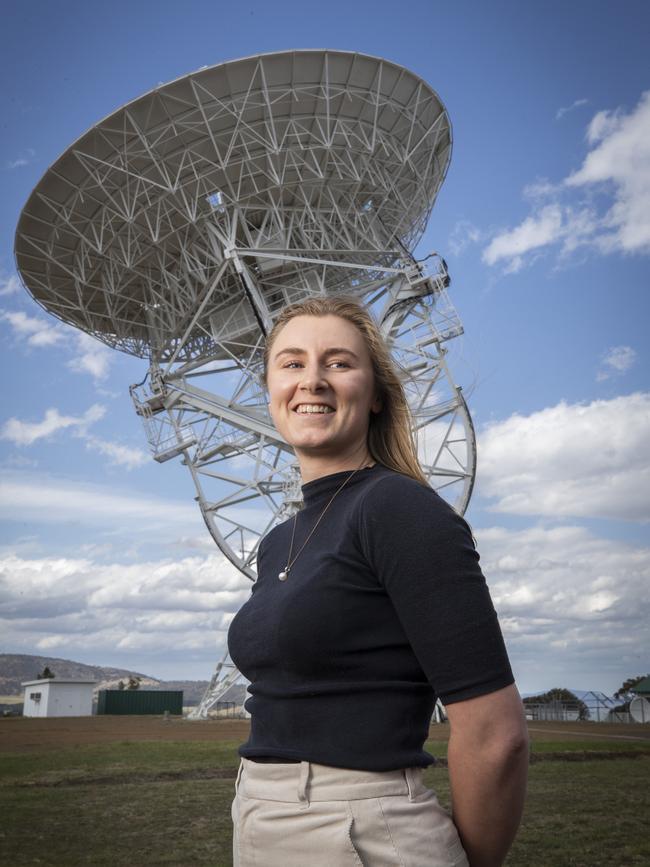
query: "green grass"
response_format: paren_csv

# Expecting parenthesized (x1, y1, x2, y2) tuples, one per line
(0, 740, 240, 785)
(2, 778, 233, 865)
(1, 742, 648, 866)
(524, 739, 650, 753)
(502, 757, 650, 866)
(424, 736, 650, 759)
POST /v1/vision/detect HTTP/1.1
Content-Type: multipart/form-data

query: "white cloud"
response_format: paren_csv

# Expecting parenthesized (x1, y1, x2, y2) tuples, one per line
(0, 474, 200, 533)
(475, 523, 650, 693)
(584, 107, 624, 145)
(482, 90, 650, 272)
(0, 550, 251, 669)
(477, 392, 650, 522)
(482, 205, 563, 272)
(0, 274, 20, 297)
(1, 310, 114, 383)
(0, 454, 39, 470)
(1, 404, 105, 447)
(5, 148, 35, 170)
(0, 403, 147, 470)
(1, 310, 66, 347)
(596, 345, 637, 382)
(522, 178, 564, 201)
(447, 220, 484, 256)
(84, 435, 150, 470)
(556, 98, 588, 121)
(0, 472, 271, 561)
(67, 333, 113, 382)
(481, 203, 603, 271)
(565, 91, 650, 253)
(0, 523, 647, 693)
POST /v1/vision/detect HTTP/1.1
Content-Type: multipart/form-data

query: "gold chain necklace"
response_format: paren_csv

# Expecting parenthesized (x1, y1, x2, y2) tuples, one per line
(278, 458, 374, 581)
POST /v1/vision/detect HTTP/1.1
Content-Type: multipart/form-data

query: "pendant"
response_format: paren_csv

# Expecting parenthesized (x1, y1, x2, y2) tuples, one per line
(278, 570, 288, 581)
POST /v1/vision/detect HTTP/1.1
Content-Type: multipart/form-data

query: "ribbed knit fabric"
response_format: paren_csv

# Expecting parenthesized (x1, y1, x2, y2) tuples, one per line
(227, 463, 514, 771)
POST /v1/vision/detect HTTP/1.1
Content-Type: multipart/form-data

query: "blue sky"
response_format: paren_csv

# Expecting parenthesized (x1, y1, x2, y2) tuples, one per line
(1, 0, 648, 696)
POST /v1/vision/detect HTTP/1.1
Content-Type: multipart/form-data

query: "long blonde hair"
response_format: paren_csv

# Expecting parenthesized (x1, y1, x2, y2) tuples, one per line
(262, 295, 429, 487)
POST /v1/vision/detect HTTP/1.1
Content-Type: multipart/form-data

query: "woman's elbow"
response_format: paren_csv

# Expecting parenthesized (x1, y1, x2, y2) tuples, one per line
(446, 683, 529, 753)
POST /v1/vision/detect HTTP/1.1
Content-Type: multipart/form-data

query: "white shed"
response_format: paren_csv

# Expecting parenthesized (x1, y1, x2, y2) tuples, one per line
(21, 679, 96, 718)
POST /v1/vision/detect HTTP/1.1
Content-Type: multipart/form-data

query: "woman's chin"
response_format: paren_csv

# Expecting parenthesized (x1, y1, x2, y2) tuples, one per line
(291, 436, 336, 452)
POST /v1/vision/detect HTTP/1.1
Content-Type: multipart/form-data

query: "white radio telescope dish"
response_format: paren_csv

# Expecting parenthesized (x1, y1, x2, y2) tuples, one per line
(630, 696, 650, 723)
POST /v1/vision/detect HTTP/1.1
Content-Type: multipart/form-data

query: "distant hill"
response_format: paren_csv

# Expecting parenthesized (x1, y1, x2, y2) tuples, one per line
(0, 654, 210, 706)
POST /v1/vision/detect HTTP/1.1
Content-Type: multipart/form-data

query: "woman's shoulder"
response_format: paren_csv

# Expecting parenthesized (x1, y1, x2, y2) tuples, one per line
(258, 514, 290, 551)
(360, 465, 453, 514)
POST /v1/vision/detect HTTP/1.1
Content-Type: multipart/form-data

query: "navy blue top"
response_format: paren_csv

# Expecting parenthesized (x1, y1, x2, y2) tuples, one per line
(227, 462, 514, 771)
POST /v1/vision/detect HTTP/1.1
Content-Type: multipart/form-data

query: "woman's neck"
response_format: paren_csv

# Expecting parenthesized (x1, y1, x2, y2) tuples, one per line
(298, 453, 375, 484)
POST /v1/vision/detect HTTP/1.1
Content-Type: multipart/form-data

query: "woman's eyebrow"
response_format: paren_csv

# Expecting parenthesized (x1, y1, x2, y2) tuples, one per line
(273, 347, 359, 361)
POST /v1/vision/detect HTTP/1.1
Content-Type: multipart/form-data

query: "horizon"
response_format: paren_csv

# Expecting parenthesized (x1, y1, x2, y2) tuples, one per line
(3, 652, 644, 701)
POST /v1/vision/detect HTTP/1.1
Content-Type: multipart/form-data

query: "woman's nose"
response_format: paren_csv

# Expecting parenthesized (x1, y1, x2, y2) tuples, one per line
(298, 364, 328, 390)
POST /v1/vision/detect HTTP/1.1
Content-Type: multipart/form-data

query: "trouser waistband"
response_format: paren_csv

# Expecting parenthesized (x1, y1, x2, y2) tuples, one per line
(235, 757, 428, 807)
(247, 756, 300, 763)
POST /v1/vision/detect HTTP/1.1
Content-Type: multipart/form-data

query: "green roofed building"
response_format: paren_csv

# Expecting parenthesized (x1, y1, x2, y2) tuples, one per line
(631, 676, 650, 696)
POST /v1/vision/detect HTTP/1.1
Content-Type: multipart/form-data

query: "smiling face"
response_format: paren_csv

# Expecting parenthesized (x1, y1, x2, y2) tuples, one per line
(266, 314, 382, 479)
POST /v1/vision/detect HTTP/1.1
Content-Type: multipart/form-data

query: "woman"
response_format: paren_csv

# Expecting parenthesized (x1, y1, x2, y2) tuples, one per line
(227, 295, 528, 866)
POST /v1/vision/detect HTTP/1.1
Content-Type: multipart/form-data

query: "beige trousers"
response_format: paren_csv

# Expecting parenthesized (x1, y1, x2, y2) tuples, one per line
(231, 757, 469, 866)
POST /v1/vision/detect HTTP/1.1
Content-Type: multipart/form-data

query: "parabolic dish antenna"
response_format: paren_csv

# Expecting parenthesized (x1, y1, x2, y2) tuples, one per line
(16, 50, 477, 716)
(630, 696, 650, 724)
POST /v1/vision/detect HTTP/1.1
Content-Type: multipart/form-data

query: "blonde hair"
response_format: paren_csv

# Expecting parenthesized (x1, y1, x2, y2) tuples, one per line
(262, 295, 429, 487)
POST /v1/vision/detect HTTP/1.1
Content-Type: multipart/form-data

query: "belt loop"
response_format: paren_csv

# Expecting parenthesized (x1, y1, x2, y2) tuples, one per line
(404, 767, 417, 802)
(297, 761, 311, 809)
(234, 758, 245, 795)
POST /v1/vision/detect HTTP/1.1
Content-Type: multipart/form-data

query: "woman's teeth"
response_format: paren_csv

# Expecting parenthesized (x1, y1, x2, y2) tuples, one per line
(295, 405, 334, 413)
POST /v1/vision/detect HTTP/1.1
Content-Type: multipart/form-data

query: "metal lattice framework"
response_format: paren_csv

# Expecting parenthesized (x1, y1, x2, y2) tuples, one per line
(16, 50, 452, 360)
(15, 50, 476, 719)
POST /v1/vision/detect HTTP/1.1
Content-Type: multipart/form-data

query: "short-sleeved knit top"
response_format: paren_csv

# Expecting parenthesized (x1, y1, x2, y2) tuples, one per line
(227, 462, 514, 772)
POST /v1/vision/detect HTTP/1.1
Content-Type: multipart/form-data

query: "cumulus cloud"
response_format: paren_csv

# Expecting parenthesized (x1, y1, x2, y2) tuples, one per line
(1, 405, 105, 447)
(481, 203, 603, 271)
(0, 274, 20, 297)
(84, 435, 150, 470)
(584, 107, 624, 145)
(0, 310, 66, 347)
(522, 178, 564, 201)
(555, 98, 589, 121)
(67, 333, 113, 382)
(596, 345, 637, 382)
(482, 205, 564, 272)
(0, 550, 252, 668)
(477, 392, 650, 522)
(0, 525, 647, 691)
(0, 403, 148, 470)
(482, 90, 650, 272)
(565, 91, 650, 253)
(1, 310, 113, 383)
(476, 523, 650, 691)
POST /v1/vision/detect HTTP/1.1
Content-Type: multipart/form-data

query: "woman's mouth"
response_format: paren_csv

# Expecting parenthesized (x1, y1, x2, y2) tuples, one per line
(293, 404, 335, 414)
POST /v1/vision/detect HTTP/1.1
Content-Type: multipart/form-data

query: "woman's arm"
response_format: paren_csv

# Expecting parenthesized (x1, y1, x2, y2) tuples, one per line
(445, 684, 529, 867)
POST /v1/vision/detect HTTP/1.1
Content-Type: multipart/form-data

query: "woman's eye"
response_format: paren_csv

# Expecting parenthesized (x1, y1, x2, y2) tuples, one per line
(282, 360, 349, 369)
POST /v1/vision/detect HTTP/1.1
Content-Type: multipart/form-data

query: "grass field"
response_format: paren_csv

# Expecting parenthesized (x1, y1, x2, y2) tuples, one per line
(1, 718, 649, 866)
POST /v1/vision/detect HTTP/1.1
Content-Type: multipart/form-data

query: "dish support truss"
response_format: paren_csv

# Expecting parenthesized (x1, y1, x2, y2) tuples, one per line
(129, 248, 476, 719)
